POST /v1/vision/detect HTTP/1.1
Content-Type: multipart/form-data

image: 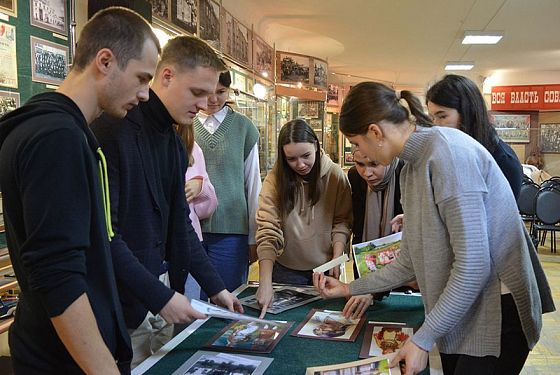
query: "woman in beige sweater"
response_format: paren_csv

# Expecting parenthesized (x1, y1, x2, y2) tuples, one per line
(255, 119, 352, 317)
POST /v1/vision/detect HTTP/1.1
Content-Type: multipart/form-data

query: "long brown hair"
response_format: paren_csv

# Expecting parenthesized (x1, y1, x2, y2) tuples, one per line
(340, 82, 432, 136)
(176, 123, 195, 166)
(276, 119, 321, 216)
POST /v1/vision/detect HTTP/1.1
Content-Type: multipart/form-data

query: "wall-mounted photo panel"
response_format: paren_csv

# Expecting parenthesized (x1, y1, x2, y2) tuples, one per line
(199, 0, 220, 49)
(278, 52, 310, 84)
(172, 0, 198, 35)
(0, 90, 19, 117)
(30, 36, 68, 86)
(30, 0, 67, 36)
(0, 0, 17, 17)
(490, 113, 531, 143)
(222, 10, 250, 66)
(147, 0, 169, 20)
(0, 22, 17, 89)
(253, 34, 273, 79)
(313, 58, 328, 89)
(540, 123, 560, 153)
(327, 84, 339, 106)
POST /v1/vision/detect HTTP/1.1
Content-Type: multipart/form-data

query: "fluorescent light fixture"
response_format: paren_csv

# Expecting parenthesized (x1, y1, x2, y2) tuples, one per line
(462, 31, 503, 45)
(445, 61, 474, 71)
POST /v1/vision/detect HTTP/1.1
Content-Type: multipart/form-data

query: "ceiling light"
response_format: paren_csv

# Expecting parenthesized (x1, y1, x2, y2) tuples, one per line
(445, 61, 474, 71)
(462, 31, 503, 45)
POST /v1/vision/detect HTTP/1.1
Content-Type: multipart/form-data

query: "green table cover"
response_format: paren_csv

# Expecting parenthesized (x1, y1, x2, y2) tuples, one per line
(143, 288, 426, 374)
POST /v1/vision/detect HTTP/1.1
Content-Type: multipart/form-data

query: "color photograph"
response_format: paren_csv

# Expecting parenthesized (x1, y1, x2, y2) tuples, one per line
(360, 323, 413, 358)
(206, 320, 293, 354)
(292, 309, 365, 342)
(352, 232, 402, 278)
(30, 0, 67, 35)
(171, 351, 273, 375)
(305, 354, 400, 375)
(240, 286, 321, 314)
(0, 22, 17, 89)
(490, 113, 531, 143)
(30, 36, 68, 86)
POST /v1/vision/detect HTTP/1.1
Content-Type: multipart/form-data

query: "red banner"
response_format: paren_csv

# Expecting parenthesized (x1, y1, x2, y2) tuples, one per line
(490, 84, 560, 111)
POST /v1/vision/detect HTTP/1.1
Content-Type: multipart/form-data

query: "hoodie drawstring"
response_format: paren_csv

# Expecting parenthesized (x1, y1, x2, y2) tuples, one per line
(97, 147, 114, 240)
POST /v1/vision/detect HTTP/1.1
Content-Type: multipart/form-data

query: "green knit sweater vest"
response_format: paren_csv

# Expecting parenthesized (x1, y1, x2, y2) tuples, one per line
(194, 109, 259, 234)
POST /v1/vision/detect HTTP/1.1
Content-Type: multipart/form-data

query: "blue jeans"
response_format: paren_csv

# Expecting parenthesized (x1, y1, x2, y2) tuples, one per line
(200, 233, 249, 300)
(272, 262, 314, 286)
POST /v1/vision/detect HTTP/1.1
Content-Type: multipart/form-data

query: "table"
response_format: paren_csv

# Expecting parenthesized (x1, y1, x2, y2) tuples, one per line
(133, 287, 426, 374)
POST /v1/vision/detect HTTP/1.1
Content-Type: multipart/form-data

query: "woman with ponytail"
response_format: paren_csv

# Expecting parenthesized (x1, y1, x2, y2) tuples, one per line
(314, 82, 553, 375)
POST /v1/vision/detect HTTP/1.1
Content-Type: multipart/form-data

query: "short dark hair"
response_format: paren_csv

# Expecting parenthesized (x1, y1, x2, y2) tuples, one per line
(340, 82, 432, 136)
(156, 35, 226, 74)
(276, 119, 321, 215)
(72, 7, 160, 72)
(219, 71, 232, 88)
(426, 74, 498, 152)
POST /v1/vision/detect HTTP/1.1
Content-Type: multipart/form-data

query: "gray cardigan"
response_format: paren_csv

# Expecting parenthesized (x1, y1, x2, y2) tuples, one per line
(350, 126, 552, 357)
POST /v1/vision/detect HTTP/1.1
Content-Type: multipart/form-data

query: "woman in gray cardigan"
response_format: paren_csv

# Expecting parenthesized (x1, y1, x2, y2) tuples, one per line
(314, 82, 554, 375)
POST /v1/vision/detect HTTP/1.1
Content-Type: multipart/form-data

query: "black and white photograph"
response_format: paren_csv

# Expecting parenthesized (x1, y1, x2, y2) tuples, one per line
(297, 101, 319, 118)
(223, 11, 250, 65)
(240, 286, 321, 314)
(313, 58, 328, 89)
(0, 90, 19, 117)
(490, 113, 531, 143)
(172, 0, 198, 35)
(253, 34, 273, 79)
(327, 84, 339, 105)
(540, 123, 560, 153)
(279, 52, 310, 84)
(147, 0, 169, 20)
(30, 0, 67, 35)
(199, 0, 220, 49)
(30, 36, 68, 86)
(171, 351, 273, 375)
(0, 0, 17, 17)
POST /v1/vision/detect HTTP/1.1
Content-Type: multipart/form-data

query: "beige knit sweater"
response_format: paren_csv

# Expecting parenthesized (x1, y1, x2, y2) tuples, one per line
(256, 154, 352, 270)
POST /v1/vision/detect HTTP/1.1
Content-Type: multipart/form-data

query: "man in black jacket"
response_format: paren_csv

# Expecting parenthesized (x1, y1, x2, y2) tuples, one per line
(0, 8, 159, 374)
(91, 36, 242, 367)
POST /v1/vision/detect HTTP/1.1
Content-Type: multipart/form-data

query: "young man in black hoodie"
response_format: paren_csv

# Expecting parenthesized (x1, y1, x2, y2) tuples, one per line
(91, 36, 243, 367)
(0, 8, 159, 374)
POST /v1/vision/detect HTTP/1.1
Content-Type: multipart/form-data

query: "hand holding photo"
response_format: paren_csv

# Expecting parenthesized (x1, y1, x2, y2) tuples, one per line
(359, 322, 414, 358)
(313, 253, 349, 274)
(305, 354, 401, 375)
(291, 309, 365, 342)
(190, 299, 269, 324)
(352, 232, 402, 278)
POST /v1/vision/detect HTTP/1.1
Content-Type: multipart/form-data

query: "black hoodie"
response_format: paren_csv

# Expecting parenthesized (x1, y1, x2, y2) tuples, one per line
(0, 92, 131, 373)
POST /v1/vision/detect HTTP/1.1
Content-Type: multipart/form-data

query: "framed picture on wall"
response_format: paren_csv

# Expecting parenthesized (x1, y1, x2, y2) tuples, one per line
(0, 22, 18, 89)
(147, 0, 170, 20)
(540, 123, 560, 153)
(313, 58, 328, 89)
(253, 34, 273, 79)
(199, 0, 220, 49)
(327, 84, 339, 106)
(490, 113, 530, 143)
(172, 0, 198, 35)
(0, 0, 17, 17)
(30, 36, 68, 86)
(30, 0, 68, 36)
(278, 52, 310, 84)
(297, 101, 319, 118)
(0, 90, 19, 116)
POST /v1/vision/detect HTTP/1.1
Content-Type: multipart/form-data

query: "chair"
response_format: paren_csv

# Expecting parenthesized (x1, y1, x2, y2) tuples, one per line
(540, 177, 560, 191)
(533, 187, 560, 253)
(517, 181, 539, 234)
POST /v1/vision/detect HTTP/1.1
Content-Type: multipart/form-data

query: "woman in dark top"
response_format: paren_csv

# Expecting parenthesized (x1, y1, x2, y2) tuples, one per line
(426, 74, 523, 199)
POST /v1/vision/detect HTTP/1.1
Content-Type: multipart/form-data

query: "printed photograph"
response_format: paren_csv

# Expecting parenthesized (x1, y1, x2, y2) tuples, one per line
(490, 113, 531, 143)
(199, 0, 220, 49)
(313, 59, 328, 89)
(305, 355, 400, 375)
(292, 309, 365, 342)
(352, 232, 402, 278)
(0, 0, 17, 17)
(223, 12, 250, 65)
(30, 0, 67, 35)
(360, 323, 413, 358)
(0, 90, 19, 117)
(30, 36, 68, 86)
(171, 351, 273, 375)
(327, 84, 339, 105)
(172, 0, 198, 35)
(279, 52, 310, 84)
(540, 123, 560, 153)
(297, 101, 319, 118)
(240, 286, 321, 314)
(147, 0, 169, 20)
(206, 320, 293, 354)
(253, 34, 273, 79)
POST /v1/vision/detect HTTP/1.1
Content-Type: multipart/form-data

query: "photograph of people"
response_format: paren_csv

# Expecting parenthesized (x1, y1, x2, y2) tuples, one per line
(255, 119, 352, 318)
(314, 82, 554, 375)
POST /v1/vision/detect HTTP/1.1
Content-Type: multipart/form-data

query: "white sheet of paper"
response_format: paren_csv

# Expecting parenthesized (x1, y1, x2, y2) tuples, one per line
(313, 254, 349, 274)
(190, 299, 271, 324)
